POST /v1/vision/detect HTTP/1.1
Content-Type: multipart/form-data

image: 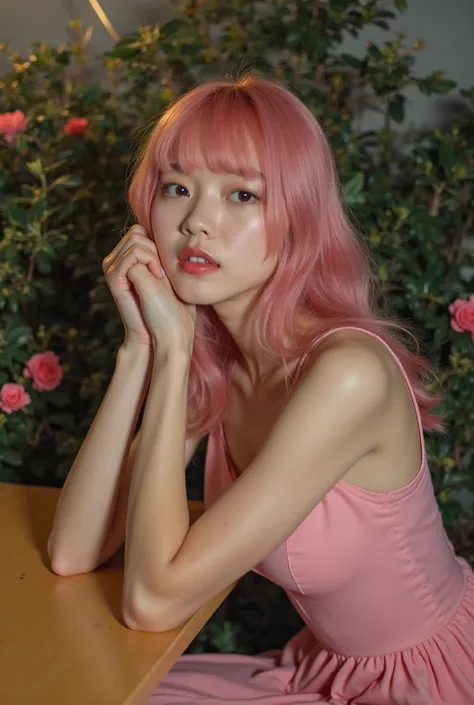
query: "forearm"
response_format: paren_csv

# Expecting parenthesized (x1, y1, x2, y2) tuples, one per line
(48, 343, 152, 574)
(123, 348, 191, 622)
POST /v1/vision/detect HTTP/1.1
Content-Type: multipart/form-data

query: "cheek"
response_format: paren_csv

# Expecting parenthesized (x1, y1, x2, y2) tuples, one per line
(239, 237, 277, 280)
(150, 197, 172, 233)
(151, 211, 173, 248)
(234, 210, 266, 245)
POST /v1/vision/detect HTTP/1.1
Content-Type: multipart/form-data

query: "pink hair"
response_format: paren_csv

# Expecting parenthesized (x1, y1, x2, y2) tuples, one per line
(128, 72, 445, 438)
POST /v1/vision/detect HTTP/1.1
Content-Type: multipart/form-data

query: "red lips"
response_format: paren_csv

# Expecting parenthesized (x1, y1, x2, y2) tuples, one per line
(178, 246, 219, 266)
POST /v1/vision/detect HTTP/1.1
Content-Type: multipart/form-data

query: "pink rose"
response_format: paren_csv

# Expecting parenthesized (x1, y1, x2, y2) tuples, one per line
(0, 109, 29, 143)
(0, 383, 31, 414)
(23, 351, 63, 392)
(64, 117, 88, 136)
(448, 295, 474, 338)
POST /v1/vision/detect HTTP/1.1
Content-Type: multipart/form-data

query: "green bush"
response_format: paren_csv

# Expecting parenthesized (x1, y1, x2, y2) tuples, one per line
(0, 0, 473, 652)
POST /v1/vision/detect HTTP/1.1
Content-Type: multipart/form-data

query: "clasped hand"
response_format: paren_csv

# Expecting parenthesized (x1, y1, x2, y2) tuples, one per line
(102, 224, 197, 356)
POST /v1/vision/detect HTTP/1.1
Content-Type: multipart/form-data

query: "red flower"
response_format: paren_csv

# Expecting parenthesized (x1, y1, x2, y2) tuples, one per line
(0, 109, 29, 143)
(64, 117, 89, 137)
(0, 383, 31, 414)
(23, 351, 63, 392)
(448, 295, 474, 339)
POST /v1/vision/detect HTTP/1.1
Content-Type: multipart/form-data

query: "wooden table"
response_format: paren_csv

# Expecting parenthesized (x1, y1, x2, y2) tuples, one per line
(0, 482, 237, 705)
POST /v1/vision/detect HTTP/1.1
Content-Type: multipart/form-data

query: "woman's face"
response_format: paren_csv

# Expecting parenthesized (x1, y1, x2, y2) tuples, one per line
(149, 158, 279, 313)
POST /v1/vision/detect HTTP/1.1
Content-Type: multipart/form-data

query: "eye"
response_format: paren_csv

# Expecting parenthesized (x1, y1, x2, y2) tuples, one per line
(229, 190, 258, 204)
(160, 182, 189, 197)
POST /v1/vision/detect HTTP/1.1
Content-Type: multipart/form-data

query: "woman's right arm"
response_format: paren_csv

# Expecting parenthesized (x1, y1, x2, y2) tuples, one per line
(47, 342, 153, 576)
(48, 341, 203, 576)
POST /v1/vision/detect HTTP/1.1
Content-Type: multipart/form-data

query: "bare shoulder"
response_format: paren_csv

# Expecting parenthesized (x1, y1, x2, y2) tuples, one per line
(299, 328, 393, 407)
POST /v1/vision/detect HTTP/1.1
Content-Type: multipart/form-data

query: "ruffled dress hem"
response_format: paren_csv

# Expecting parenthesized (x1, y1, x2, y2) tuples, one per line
(149, 558, 474, 705)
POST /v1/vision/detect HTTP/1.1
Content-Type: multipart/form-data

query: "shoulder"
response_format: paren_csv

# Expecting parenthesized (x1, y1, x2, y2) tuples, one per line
(299, 329, 393, 411)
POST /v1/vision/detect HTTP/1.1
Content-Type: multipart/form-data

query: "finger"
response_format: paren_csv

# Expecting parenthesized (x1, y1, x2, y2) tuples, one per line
(118, 238, 163, 277)
(119, 224, 150, 243)
(124, 224, 151, 240)
(103, 226, 158, 274)
(127, 262, 157, 289)
(104, 236, 158, 274)
(108, 245, 165, 281)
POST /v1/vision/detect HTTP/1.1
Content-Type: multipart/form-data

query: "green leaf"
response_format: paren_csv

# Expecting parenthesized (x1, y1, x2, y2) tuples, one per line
(329, 0, 353, 11)
(388, 94, 405, 123)
(432, 78, 457, 94)
(340, 53, 362, 69)
(1, 244, 20, 263)
(11, 349, 30, 363)
(0, 448, 23, 467)
(81, 84, 103, 104)
(32, 197, 48, 220)
(439, 142, 455, 172)
(106, 42, 142, 60)
(50, 174, 83, 188)
(5, 325, 31, 345)
(419, 74, 457, 96)
(375, 11, 396, 20)
(26, 160, 44, 179)
(36, 251, 52, 274)
(343, 172, 365, 204)
(3, 204, 28, 228)
(367, 43, 382, 60)
(159, 19, 184, 38)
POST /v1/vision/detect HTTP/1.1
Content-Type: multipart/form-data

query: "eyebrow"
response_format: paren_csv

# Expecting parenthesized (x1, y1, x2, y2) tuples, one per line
(168, 162, 265, 182)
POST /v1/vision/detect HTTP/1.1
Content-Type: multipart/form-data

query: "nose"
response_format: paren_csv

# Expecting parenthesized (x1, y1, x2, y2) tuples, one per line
(181, 196, 217, 240)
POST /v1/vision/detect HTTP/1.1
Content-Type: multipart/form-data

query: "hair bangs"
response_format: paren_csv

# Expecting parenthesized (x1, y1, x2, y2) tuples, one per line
(154, 90, 265, 183)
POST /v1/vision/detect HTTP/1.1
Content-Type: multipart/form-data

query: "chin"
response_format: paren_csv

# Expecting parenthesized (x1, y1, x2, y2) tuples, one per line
(177, 291, 207, 304)
(170, 281, 217, 306)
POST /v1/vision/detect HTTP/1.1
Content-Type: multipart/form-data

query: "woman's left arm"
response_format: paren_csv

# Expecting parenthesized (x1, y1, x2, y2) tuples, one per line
(122, 337, 391, 634)
(122, 346, 192, 629)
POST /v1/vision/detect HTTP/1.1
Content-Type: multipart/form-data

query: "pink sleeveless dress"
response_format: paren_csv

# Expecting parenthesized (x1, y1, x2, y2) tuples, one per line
(148, 326, 474, 705)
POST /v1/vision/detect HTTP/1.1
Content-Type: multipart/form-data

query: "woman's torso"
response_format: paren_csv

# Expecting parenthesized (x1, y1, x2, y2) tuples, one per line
(204, 325, 468, 657)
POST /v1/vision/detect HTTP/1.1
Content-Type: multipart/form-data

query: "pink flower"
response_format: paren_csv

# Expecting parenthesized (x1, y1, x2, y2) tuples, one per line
(64, 117, 88, 137)
(0, 109, 29, 143)
(0, 383, 31, 414)
(23, 351, 63, 392)
(448, 295, 474, 338)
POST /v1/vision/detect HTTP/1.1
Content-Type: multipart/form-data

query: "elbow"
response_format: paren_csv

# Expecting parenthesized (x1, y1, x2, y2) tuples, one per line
(123, 610, 182, 633)
(123, 608, 154, 632)
(47, 535, 100, 575)
(49, 556, 90, 576)
(122, 604, 168, 633)
(48, 542, 68, 576)
(123, 585, 181, 633)
(47, 535, 70, 576)
(50, 557, 68, 576)
(48, 546, 96, 576)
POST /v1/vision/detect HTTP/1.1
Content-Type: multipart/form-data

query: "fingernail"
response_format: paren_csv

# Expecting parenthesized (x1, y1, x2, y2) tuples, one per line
(161, 267, 166, 277)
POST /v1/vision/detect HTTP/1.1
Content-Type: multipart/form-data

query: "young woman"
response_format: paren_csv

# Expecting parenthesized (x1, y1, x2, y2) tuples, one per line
(48, 73, 474, 704)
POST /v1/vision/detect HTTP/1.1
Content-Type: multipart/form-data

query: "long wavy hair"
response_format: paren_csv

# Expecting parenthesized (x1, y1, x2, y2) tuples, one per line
(128, 72, 445, 438)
